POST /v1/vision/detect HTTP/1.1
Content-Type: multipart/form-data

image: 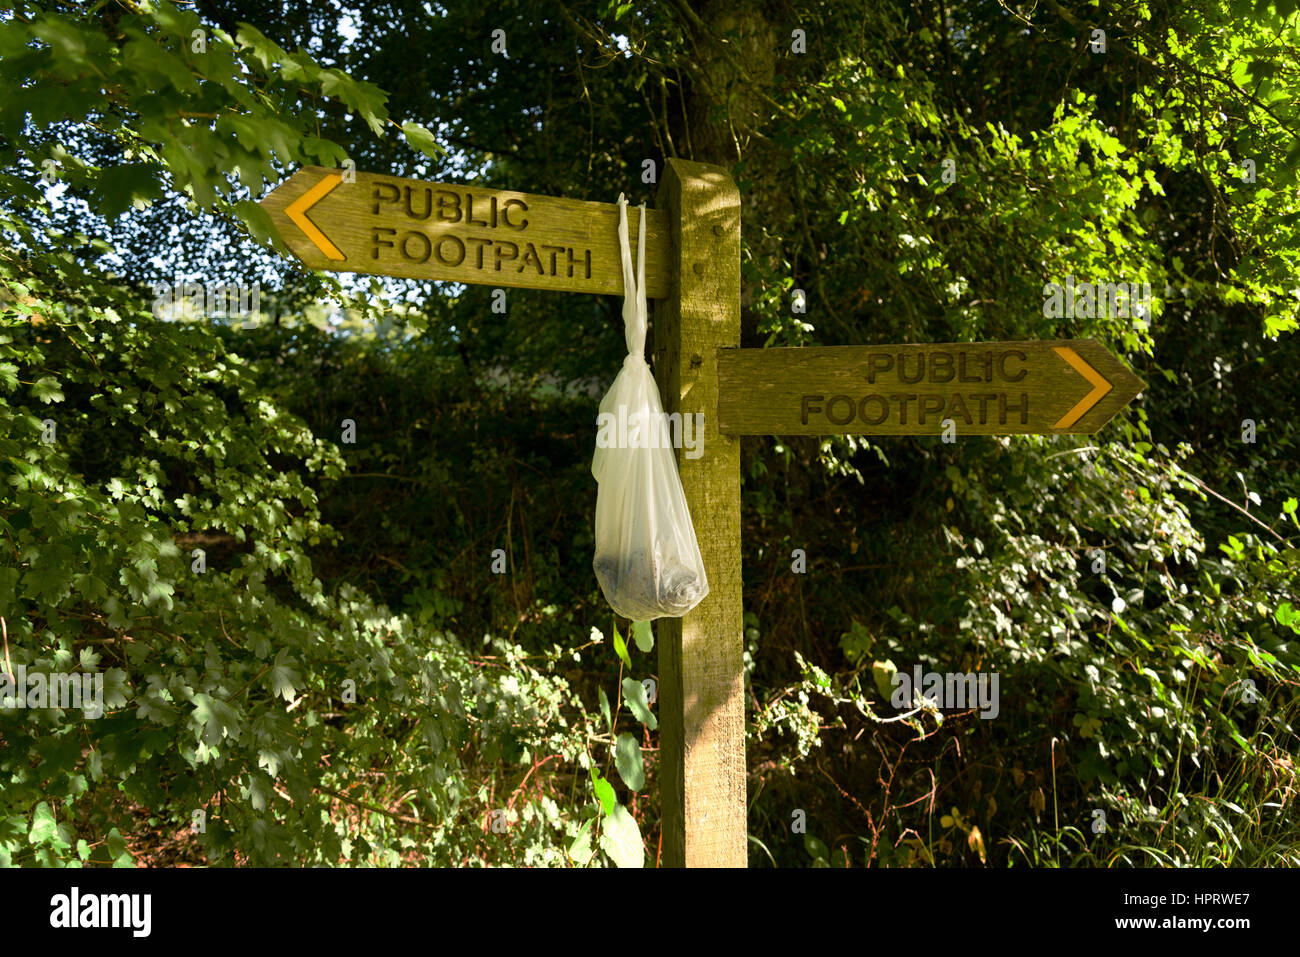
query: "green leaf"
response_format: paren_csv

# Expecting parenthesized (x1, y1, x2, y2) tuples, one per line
(267, 647, 300, 702)
(28, 803, 58, 845)
(234, 200, 278, 245)
(632, 620, 653, 653)
(622, 676, 657, 730)
(598, 686, 612, 733)
(615, 732, 644, 791)
(872, 659, 897, 699)
(32, 375, 63, 403)
(612, 624, 631, 669)
(191, 692, 240, 746)
(95, 163, 162, 218)
(598, 803, 643, 868)
(805, 833, 830, 864)
(31, 15, 90, 69)
(568, 820, 594, 866)
(401, 121, 444, 159)
(590, 769, 616, 816)
(1276, 602, 1299, 633)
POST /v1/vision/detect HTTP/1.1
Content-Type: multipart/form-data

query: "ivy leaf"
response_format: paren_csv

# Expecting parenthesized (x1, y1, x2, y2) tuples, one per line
(106, 827, 128, 859)
(598, 803, 643, 868)
(28, 803, 58, 845)
(615, 732, 644, 791)
(622, 677, 657, 730)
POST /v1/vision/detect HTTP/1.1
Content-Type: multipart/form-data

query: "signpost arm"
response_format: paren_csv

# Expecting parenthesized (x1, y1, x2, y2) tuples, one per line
(653, 158, 746, 867)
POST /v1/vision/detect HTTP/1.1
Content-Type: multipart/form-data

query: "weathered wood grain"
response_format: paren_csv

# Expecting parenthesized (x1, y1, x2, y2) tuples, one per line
(260, 166, 672, 298)
(653, 158, 747, 868)
(716, 339, 1145, 436)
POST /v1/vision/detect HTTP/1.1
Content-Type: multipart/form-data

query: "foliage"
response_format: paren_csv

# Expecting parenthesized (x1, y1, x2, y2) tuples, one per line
(1, 0, 1298, 868)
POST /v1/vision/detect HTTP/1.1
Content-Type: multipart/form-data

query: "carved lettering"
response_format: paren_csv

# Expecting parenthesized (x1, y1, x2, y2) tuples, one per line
(519, 242, 544, 275)
(866, 354, 892, 384)
(999, 350, 1027, 382)
(1000, 392, 1029, 424)
(466, 194, 489, 227)
(929, 352, 954, 383)
(436, 189, 461, 222)
(502, 198, 528, 229)
(859, 350, 1030, 385)
(897, 354, 924, 384)
(889, 393, 918, 424)
(372, 183, 400, 214)
(918, 394, 945, 423)
(494, 240, 518, 270)
(825, 395, 855, 425)
(945, 392, 972, 425)
(435, 235, 465, 266)
(467, 236, 492, 269)
(801, 395, 824, 425)
(404, 186, 432, 220)
(400, 231, 432, 263)
(371, 226, 396, 259)
(361, 182, 594, 284)
(858, 394, 888, 425)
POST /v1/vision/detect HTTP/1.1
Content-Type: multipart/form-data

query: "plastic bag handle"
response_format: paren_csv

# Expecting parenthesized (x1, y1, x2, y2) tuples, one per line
(616, 193, 647, 361)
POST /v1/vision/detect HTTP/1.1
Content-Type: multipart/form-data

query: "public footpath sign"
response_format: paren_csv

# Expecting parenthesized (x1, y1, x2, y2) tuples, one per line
(262, 161, 1144, 869)
(260, 166, 672, 297)
(717, 339, 1145, 436)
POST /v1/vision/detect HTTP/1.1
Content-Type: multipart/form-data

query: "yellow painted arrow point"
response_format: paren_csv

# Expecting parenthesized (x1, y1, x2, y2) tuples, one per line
(286, 173, 345, 261)
(1052, 346, 1113, 429)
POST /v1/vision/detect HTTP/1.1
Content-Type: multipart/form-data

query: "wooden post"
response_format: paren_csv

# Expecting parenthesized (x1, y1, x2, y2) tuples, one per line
(653, 158, 746, 867)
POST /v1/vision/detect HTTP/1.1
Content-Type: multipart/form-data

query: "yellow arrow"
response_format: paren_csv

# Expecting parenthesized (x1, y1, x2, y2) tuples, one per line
(286, 173, 345, 261)
(1052, 346, 1112, 429)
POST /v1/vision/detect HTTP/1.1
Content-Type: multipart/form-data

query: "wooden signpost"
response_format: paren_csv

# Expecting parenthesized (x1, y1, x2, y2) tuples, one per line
(261, 166, 672, 297)
(262, 159, 1143, 869)
(717, 339, 1144, 436)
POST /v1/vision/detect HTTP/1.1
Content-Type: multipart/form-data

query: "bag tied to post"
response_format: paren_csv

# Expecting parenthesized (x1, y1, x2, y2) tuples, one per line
(590, 195, 709, 621)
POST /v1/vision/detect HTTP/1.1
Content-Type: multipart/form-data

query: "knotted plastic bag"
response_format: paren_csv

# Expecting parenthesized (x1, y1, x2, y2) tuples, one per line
(591, 194, 708, 621)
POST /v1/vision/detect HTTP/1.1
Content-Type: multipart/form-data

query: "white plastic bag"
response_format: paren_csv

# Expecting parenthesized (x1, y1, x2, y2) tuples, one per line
(591, 194, 708, 621)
